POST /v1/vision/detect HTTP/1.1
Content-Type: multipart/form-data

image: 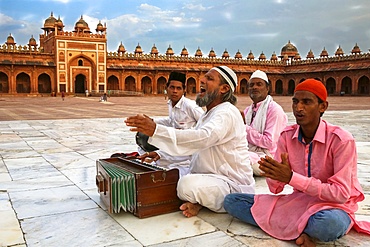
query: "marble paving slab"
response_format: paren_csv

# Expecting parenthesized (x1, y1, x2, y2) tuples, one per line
(113, 211, 217, 246)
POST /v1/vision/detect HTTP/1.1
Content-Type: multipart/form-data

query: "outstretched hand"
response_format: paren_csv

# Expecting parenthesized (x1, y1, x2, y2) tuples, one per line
(258, 153, 293, 184)
(137, 151, 160, 163)
(124, 114, 156, 137)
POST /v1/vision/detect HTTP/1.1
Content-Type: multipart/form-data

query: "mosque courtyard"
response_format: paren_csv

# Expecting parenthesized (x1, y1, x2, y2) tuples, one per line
(1, 95, 370, 246)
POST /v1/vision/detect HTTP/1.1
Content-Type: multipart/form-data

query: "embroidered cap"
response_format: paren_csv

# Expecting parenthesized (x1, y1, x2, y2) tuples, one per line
(294, 78, 327, 101)
(211, 66, 238, 92)
(250, 70, 269, 84)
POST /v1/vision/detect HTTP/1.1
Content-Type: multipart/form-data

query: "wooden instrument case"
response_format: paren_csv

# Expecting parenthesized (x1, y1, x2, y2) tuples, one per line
(96, 157, 182, 218)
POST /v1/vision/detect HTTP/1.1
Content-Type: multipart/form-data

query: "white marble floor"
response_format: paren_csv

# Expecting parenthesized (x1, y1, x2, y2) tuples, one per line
(1, 111, 370, 247)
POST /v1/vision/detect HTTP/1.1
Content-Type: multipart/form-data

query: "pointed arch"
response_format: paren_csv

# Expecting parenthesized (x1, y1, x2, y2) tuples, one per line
(16, 72, 31, 93)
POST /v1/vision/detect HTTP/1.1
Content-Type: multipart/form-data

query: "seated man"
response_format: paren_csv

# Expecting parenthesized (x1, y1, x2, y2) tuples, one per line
(243, 70, 287, 176)
(125, 66, 255, 218)
(137, 71, 204, 176)
(224, 79, 370, 246)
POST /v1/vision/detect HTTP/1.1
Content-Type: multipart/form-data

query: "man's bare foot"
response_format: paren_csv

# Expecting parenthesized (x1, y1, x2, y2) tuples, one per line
(179, 202, 202, 217)
(295, 233, 316, 247)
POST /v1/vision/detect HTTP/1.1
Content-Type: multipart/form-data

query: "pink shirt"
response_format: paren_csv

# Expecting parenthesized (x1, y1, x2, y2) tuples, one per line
(251, 119, 370, 240)
(243, 100, 287, 157)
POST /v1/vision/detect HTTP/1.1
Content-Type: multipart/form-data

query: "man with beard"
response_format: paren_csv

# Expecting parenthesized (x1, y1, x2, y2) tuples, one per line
(137, 71, 204, 176)
(224, 79, 370, 246)
(242, 70, 287, 176)
(125, 66, 255, 217)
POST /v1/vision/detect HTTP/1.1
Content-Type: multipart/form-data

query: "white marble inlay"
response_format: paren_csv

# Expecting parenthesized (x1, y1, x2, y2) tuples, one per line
(21, 208, 141, 247)
(61, 166, 97, 191)
(153, 231, 243, 247)
(0, 192, 25, 247)
(197, 208, 233, 232)
(41, 152, 95, 170)
(0, 172, 11, 182)
(0, 175, 72, 192)
(9, 185, 97, 219)
(113, 211, 216, 246)
(4, 156, 61, 180)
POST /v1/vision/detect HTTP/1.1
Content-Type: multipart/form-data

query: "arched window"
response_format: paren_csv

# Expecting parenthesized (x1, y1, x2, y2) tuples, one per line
(78, 59, 83, 66)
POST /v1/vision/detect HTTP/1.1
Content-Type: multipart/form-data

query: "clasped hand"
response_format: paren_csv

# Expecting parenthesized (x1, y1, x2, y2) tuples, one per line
(258, 153, 293, 184)
(125, 114, 156, 137)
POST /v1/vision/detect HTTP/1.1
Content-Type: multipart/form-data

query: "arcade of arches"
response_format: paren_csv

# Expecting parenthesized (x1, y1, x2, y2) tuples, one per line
(1, 71, 369, 96)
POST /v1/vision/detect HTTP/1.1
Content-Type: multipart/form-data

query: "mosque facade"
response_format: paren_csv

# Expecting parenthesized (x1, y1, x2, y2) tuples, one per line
(1, 13, 369, 96)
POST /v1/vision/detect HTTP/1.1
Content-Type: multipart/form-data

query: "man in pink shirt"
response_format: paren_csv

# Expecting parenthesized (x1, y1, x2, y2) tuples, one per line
(243, 70, 287, 176)
(225, 79, 370, 246)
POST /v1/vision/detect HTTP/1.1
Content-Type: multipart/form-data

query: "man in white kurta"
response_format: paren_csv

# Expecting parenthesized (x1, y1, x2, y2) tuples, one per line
(137, 72, 204, 176)
(126, 66, 255, 217)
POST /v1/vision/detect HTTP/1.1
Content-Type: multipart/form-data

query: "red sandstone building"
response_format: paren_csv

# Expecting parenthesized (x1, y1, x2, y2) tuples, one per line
(1, 13, 369, 96)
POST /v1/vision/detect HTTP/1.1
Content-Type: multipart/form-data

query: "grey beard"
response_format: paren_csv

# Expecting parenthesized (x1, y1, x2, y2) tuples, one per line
(196, 89, 219, 107)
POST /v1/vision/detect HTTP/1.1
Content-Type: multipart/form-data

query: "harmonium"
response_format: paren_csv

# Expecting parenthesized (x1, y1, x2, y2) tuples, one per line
(96, 157, 182, 218)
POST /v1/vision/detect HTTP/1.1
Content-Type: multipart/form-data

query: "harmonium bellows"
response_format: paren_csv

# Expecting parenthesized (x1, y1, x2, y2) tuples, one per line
(96, 157, 181, 218)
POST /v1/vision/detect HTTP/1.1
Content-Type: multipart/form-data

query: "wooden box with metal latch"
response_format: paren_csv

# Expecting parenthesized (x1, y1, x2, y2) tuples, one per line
(96, 157, 182, 218)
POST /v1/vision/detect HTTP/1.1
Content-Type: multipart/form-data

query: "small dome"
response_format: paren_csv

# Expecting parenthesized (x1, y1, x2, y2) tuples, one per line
(294, 52, 301, 60)
(6, 33, 15, 44)
(28, 35, 37, 46)
(281, 40, 298, 58)
(195, 47, 203, 57)
(234, 49, 242, 59)
(135, 43, 143, 54)
(247, 50, 254, 60)
(320, 47, 329, 57)
(270, 51, 278, 61)
(351, 43, 361, 54)
(96, 20, 105, 32)
(117, 42, 126, 53)
(208, 48, 216, 58)
(306, 49, 314, 59)
(166, 45, 174, 56)
(181, 46, 189, 56)
(43, 12, 57, 29)
(282, 54, 289, 61)
(56, 16, 64, 29)
(335, 45, 344, 56)
(74, 15, 90, 32)
(258, 51, 266, 60)
(151, 44, 158, 55)
(222, 49, 230, 59)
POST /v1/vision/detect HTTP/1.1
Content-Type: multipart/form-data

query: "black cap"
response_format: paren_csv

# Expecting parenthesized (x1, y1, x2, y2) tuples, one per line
(168, 72, 186, 84)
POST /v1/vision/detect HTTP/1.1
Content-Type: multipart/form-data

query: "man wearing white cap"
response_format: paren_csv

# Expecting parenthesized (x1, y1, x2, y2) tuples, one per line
(243, 69, 288, 176)
(125, 66, 255, 217)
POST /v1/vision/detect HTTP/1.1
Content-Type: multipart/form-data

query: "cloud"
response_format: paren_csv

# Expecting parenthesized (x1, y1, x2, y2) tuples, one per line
(40, 0, 71, 3)
(0, 13, 19, 27)
(0, 13, 40, 44)
(182, 3, 211, 11)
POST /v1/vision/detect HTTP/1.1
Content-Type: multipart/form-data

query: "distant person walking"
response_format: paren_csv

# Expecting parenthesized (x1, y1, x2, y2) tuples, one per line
(164, 88, 167, 100)
(61, 91, 65, 101)
(85, 89, 89, 97)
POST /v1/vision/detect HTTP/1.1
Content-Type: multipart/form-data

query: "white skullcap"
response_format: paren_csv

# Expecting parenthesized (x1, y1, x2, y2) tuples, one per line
(211, 66, 238, 92)
(250, 70, 269, 84)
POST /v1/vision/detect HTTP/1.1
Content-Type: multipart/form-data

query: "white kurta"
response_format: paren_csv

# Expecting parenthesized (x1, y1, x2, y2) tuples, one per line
(155, 95, 204, 129)
(150, 102, 255, 212)
(150, 96, 204, 175)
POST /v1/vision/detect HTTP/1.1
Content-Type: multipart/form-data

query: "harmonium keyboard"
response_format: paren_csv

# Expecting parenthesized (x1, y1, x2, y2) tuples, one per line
(96, 157, 182, 218)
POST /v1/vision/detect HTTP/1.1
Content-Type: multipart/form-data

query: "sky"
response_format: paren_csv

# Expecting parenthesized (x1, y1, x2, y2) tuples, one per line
(1, 0, 370, 59)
